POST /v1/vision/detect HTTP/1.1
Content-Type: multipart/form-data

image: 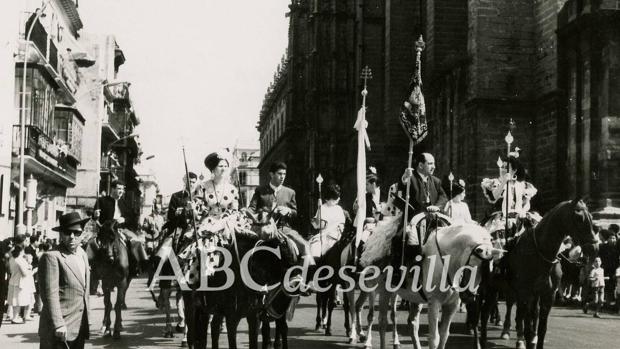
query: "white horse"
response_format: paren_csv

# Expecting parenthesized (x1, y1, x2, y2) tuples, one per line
(368, 223, 503, 349)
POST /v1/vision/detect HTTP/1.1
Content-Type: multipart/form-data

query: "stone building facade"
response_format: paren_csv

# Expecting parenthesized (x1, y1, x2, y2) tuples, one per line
(258, 0, 620, 231)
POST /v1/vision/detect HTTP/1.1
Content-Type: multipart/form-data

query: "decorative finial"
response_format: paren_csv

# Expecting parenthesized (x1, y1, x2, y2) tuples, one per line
(361, 65, 372, 95)
(316, 174, 323, 185)
(497, 156, 503, 168)
(415, 35, 426, 52)
(448, 172, 454, 182)
(505, 131, 514, 145)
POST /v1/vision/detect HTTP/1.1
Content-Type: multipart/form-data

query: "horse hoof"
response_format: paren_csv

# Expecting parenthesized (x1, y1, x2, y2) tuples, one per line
(325, 329, 332, 336)
(348, 338, 358, 345)
(346, 330, 351, 337)
(315, 324, 321, 331)
(359, 334, 367, 342)
(516, 340, 526, 349)
(322, 324, 327, 329)
(495, 320, 503, 327)
(501, 332, 510, 340)
(393, 345, 401, 349)
(531, 336, 538, 344)
(180, 340, 187, 347)
(176, 323, 185, 333)
(113, 331, 121, 340)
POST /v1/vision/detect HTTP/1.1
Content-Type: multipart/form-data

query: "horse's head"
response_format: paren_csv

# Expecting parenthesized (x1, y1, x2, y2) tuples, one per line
(442, 225, 504, 303)
(564, 198, 599, 256)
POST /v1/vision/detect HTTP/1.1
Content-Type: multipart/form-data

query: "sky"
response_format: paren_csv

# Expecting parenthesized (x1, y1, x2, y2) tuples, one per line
(78, 0, 290, 196)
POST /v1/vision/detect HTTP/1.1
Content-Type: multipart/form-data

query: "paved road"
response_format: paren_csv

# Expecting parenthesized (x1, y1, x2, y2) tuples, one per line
(1, 277, 618, 348)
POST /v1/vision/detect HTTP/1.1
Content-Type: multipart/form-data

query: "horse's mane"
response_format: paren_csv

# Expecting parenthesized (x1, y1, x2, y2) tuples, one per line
(533, 200, 572, 238)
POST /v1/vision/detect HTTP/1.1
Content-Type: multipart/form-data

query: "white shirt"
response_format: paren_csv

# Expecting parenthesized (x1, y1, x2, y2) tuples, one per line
(269, 182, 283, 195)
(113, 199, 121, 220)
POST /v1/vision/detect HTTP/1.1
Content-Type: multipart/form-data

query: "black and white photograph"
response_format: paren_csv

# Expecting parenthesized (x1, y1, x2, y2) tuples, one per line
(1, 1, 619, 348)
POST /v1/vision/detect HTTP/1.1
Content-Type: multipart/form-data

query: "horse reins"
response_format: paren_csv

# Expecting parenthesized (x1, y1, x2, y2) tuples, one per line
(530, 221, 560, 265)
(433, 230, 493, 289)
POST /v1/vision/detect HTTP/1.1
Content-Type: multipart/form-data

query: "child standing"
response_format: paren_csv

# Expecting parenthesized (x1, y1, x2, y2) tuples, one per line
(589, 257, 608, 318)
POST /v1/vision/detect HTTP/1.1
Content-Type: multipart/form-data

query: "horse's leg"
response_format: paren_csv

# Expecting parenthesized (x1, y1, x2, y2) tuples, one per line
(363, 291, 375, 346)
(211, 312, 222, 349)
(261, 319, 272, 349)
(343, 289, 351, 337)
(326, 288, 335, 336)
(357, 291, 370, 341)
(437, 300, 459, 349)
(113, 279, 128, 339)
(247, 310, 259, 349)
(481, 289, 497, 346)
(194, 299, 208, 349)
(315, 293, 322, 331)
(102, 286, 112, 337)
(502, 293, 514, 339)
(427, 301, 442, 349)
(226, 313, 241, 349)
(408, 303, 423, 349)
(377, 289, 390, 349)
(391, 294, 401, 349)
(274, 318, 282, 349)
(161, 287, 173, 337)
(182, 291, 193, 348)
(536, 291, 552, 349)
(277, 318, 288, 349)
(346, 289, 359, 344)
(530, 298, 540, 348)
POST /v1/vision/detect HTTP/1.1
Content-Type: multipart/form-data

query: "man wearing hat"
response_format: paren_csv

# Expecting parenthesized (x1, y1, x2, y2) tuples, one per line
(38, 212, 90, 349)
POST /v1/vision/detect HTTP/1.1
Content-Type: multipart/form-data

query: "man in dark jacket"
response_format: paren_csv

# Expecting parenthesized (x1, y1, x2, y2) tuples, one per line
(166, 172, 198, 232)
(248, 161, 315, 294)
(391, 152, 448, 284)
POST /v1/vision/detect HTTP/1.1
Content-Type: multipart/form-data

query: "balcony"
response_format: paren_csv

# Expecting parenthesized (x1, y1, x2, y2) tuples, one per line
(11, 125, 77, 187)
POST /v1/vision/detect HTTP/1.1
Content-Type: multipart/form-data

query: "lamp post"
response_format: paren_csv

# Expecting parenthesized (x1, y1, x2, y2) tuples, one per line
(17, 0, 52, 234)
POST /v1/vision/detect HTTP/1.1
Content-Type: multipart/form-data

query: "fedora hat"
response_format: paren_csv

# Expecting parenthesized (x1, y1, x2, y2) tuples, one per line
(52, 212, 90, 232)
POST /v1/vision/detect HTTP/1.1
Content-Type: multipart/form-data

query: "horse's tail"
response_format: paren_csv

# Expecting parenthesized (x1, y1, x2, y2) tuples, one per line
(359, 214, 401, 268)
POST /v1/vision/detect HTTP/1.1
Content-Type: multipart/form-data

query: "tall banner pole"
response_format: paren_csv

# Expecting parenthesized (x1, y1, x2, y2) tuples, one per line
(399, 36, 427, 267)
(182, 146, 201, 248)
(354, 66, 372, 266)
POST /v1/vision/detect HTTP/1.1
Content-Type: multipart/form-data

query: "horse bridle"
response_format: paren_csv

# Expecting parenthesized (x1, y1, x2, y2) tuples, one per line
(433, 231, 494, 290)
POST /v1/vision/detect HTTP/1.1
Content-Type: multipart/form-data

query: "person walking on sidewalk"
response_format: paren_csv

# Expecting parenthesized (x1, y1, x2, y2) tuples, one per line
(38, 212, 90, 349)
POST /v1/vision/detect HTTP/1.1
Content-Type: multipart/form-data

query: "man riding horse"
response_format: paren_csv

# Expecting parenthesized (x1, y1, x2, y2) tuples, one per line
(389, 152, 448, 285)
(247, 161, 316, 294)
(93, 179, 146, 279)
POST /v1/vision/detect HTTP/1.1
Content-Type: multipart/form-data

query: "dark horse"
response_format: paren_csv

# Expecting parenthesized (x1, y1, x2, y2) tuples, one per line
(85, 220, 130, 339)
(181, 213, 299, 349)
(506, 198, 598, 349)
(313, 215, 355, 337)
(466, 213, 540, 349)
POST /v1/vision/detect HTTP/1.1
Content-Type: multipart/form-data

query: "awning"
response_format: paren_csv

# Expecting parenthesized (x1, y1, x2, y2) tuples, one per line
(70, 51, 96, 68)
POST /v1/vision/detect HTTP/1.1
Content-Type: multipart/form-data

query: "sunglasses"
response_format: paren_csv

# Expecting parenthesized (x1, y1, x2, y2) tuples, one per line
(61, 230, 83, 237)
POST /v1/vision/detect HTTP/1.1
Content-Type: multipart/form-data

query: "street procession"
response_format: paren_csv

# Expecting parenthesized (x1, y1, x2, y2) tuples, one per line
(1, 1, 620, 349)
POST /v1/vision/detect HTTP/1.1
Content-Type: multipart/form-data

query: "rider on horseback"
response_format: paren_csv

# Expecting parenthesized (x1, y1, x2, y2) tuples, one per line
(352, 167, 383, 267)
(93, 179, 146, 277)
(481, 151, 538, 243)
(390, 152, 448, 285)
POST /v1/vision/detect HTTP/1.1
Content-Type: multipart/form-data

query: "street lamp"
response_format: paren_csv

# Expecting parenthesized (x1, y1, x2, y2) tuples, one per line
(17, 0, 52, 234)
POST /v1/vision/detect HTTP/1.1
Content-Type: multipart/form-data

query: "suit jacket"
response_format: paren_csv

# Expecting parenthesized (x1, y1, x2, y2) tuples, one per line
(248, 184, 297, 227)
(167, 190, 193, 230)
(38, 247, 90, 343)
(94, 196, 137, 230)
(395, 171, 448, 214)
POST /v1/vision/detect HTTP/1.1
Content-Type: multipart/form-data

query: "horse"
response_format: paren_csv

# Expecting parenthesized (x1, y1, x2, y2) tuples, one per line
(371, 221, 503, 349)
(466, 212, 542, 349)
(85, 220, 131, 339)
(146, 225, 191, 339)
(312, 213, 356, 337)
(507, 198, 599, 349)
